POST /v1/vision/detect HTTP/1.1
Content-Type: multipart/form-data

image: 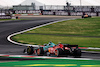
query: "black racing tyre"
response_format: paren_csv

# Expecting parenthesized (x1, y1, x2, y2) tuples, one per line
(88, 16, 91, 18)
(73, 49, 81, 57)
(82, 16, 84, 18)
(55, 48, 63, 57)
(37, 47, 44, 56)
(27, 46, 34, 55)
(23, 49, 26, 53)
(64, 50, 70, 56)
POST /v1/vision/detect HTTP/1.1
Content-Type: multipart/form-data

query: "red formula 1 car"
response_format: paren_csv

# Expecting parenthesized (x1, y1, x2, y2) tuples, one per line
(47, 43, 81, 57)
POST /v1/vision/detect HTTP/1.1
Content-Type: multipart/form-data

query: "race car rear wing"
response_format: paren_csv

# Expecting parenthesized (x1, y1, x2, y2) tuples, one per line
(63, 44, 79, 51)
(63, 44, 78, 48)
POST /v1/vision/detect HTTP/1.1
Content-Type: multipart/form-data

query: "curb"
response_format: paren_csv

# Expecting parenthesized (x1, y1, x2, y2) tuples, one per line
(0, 54, 92, 60)
(88, 47, 100, 50)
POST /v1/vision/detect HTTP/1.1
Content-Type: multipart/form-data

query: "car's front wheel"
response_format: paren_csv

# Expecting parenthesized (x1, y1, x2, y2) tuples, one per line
(27, 46, 34, 55)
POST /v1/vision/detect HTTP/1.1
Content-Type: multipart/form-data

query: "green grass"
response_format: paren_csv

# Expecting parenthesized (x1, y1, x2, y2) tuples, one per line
(27, 17, 100, 36)
(13, 34, 100, 47)
(86, 49, 100, 52)
(12, 17, 100, 48)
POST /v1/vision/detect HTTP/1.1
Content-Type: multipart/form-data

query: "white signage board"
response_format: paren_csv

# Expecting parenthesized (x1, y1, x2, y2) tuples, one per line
(0, 13, 5, 15)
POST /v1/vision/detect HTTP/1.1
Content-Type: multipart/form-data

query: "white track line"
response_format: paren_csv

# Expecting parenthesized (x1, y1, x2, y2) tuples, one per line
(7, 19, 73, 47)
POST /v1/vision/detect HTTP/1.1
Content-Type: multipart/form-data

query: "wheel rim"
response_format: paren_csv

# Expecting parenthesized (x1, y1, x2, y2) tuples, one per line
(55, 50, 59, 56)
(34, 50, 37, 54)
(37, 49, 40, 55)
(27, 48, 31, 53)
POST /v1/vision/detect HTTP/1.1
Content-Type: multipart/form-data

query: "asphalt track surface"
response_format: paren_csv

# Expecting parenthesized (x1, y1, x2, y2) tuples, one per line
(0, 16, 100, 60)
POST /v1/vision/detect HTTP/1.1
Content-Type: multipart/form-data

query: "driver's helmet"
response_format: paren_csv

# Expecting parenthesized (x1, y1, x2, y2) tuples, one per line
(48, 44, 51, 46)
(48, 42, 52, 45)
(58, 42, 62, 44)
(44, 44, 47, 46)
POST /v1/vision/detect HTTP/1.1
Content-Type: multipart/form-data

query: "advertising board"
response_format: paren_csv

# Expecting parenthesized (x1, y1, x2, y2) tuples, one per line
(0, 15, 12, 19)
(0, 13, 12, 19)
(0, 13, 6, 15)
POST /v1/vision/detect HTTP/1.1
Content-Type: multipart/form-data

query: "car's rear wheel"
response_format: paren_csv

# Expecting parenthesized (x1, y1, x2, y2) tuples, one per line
(82, 16, 84, 18)
(73, 49, 81, 57)
(37, 47, 44, 56)
(64, 50, 70, 56)
(55, 48, 63, 57)
(27, 46, 34, 55)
